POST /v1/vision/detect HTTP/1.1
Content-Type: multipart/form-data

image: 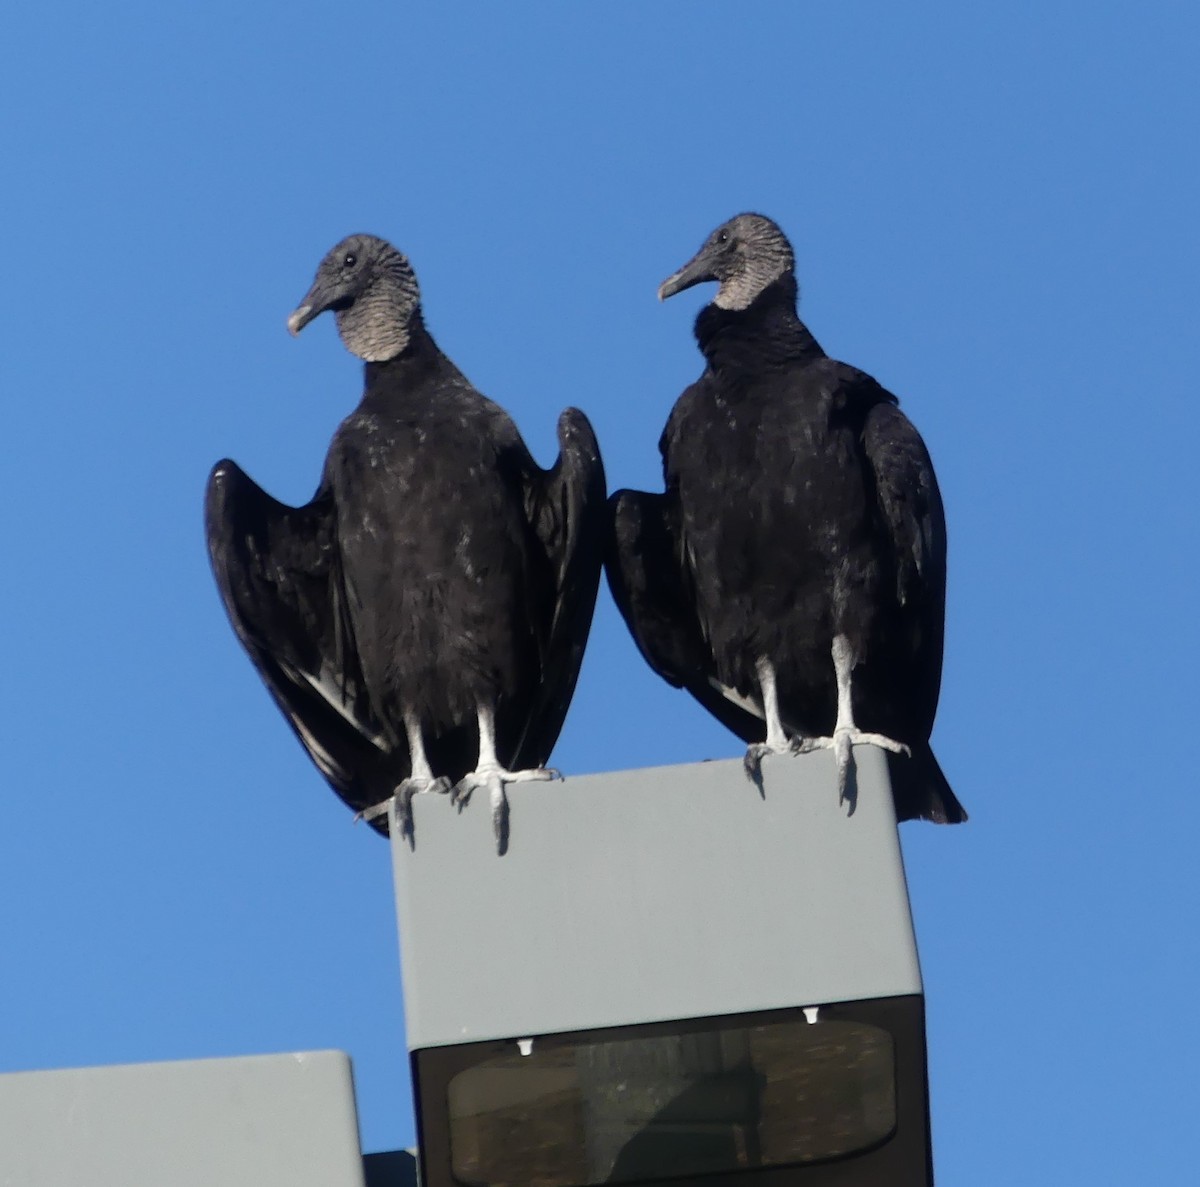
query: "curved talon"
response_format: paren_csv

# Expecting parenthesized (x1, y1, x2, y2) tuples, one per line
(801, 728, 910, 802)
(374, 774, 453, 848)
(743, 737, 803, 784)
(834, 730, 853, 799)
(396, 783, 419, 848)
(491, 779, 509, 856)
(743, 743, 768, 782)
(450, 777, 474, 811)
(451, 763, 557, 851)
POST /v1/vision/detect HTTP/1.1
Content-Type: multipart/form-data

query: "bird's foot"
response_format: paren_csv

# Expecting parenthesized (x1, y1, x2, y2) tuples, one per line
(743, 737, 802, 785)
(357, 774, 451, 848)
(801, 729, 910, 802)
(451, 764, 561, 855)
(450, 764, 560, 809)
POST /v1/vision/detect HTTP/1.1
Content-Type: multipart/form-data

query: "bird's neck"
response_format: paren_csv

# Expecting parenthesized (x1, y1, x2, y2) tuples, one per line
(694, 277, 823, 379)
(362, 314, 443, 390)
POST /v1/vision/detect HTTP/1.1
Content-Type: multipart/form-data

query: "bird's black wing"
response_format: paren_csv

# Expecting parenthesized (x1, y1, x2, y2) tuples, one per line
(506, 408, 607, 768)
(606, 378, 770, 743)
(606, 487, 697, 689)
(606, 485, 768, 743)
(860, 393, 947, 728)
(205, 459, 396, 831)
(857, 381, 966, 823)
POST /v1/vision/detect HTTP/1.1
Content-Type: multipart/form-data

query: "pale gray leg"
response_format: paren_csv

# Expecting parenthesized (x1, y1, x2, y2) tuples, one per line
(807, 635, 910, 800)
(359, 707, 450, 844)
(452, 703, 560, 853)
(743, 656, 801, 781)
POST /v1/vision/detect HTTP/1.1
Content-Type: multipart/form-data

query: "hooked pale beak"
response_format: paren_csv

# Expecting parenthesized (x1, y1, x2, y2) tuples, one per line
(657, 248, 719, 302)
(286, 303, 317, 336)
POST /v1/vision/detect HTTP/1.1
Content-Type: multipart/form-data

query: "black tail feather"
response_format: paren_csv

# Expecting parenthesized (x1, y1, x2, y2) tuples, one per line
(888, 743, 967, 824)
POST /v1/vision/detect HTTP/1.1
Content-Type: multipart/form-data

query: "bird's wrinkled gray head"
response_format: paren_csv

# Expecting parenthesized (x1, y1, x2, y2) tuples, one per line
(658, 213, 795, 311)
(287, 233, 421, 362)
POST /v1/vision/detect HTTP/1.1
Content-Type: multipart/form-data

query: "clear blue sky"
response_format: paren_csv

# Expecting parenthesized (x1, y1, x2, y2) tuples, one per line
(2, 3, 1197, 1180)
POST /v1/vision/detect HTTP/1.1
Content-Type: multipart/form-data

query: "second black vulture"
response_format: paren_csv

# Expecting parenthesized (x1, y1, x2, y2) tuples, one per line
(206, 234, 606, 852)
(606, 213, 965, 823)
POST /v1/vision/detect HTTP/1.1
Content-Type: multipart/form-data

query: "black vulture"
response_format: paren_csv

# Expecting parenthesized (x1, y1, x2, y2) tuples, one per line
(206, 234, 606, 852)
(606, 214, 965, 823)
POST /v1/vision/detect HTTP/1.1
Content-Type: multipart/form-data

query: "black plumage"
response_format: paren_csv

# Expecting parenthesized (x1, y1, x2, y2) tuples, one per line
(606, 214, 964, 823)
(206, 234, 606, 850)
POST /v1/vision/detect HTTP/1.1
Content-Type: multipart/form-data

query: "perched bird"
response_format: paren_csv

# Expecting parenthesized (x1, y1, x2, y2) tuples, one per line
(606, 214, 965, 823)
(206, 233, 606, 852)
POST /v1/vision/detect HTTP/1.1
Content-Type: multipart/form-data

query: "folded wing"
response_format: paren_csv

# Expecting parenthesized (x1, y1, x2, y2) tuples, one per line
(205, 459, 396, 827)
(506, 408, 607, 768)
(861, 398, 965, 823)
(606, 486, 768, 742)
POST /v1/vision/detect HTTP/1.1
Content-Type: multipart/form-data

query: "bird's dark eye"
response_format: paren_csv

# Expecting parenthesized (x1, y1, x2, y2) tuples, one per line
(343, 252, 357, 268)
(716, 230, 730, 245)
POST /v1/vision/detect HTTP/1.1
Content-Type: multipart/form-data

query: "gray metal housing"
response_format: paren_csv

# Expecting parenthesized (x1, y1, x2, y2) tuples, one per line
(390, 746, 921, 1050)
(0, 1050, 373, 1187)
